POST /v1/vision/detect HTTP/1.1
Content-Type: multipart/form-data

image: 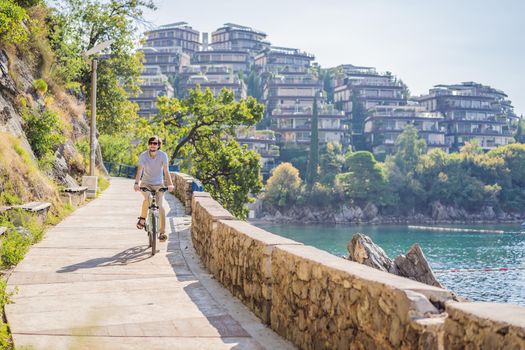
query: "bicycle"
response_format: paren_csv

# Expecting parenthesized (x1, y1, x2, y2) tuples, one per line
(140, 187, 168, 256)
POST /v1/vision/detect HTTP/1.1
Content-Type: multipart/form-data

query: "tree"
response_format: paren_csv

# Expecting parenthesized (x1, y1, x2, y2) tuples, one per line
(264, 162, 302, 209)
(155, 87, 265, 219)
(48, 0, 156, 134)
(319, 142, 344, 185)
(277, 144, 308, 178)
(515, 117, 525, 143)
(243, 66, 263, 101)
(192, 137, 262, 219)
(350, 90, 368, 151)
(391, 124, 427, 175)
(306, 94, 319, 186)
(336, 151, 388, 204)
(487, 143, 525, 209)
(385, 125, 427, 212)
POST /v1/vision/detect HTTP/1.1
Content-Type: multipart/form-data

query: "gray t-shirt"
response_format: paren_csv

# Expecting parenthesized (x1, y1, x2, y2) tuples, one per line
(138, 150, 169, 185)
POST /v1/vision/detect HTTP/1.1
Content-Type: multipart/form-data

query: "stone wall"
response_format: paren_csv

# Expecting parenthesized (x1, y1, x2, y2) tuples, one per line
(188, 178, 525, 350)
(170, 172, 194, 214)
(270, 245, 452, 350)
(445, 302, 525, 349)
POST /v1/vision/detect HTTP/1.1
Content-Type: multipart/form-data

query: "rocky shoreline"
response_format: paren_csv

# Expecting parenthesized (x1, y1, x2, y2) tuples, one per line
(253, 201, 525, 226)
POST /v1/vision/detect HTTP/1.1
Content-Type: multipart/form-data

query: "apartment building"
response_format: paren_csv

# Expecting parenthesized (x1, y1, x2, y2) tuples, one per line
(255, 47, 318, 112)
(142, 47, 190, 76)
(363, 105, 446, 155)
(271, 103, 346, 145)
(144, 22, 200, 56)
(129, 65, 174, 117)
(211, 23, 270, 56)
(333, 65, 405, 110)
(235, 127, 280, 178)
(417, 82, 518, 151)
(192, 49, 251, 73)
(333, 64, 406, 149)
(255, 47, 346, 146)
(181, 65, 247, 100)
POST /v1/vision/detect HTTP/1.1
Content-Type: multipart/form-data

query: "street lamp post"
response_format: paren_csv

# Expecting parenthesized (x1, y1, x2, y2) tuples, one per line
(89, 57, 97, 176)
(81, 40, 113, 197)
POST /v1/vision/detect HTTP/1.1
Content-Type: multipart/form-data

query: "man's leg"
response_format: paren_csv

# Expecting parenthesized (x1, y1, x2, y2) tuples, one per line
(156, 191, 166, 234)
(138, 191, 149, 228)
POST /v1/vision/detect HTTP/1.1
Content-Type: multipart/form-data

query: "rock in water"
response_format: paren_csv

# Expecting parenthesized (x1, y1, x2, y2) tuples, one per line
(347, 233, 443, 288)
(347, 233, 394, 273)
(393, 244, 444, 288)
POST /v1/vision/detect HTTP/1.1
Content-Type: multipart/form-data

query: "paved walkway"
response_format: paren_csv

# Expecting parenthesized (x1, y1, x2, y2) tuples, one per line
(6, 178, 294, 350)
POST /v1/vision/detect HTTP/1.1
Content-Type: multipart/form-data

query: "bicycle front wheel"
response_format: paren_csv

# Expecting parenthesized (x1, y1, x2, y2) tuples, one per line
(151, 213, 157, 256)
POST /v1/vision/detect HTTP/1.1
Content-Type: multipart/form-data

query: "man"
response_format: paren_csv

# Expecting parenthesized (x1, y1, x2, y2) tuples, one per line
(134, 136, 174, 242)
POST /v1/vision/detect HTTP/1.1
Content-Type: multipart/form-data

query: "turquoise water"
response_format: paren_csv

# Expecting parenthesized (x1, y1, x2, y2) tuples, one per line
(254, 223, 525, 305)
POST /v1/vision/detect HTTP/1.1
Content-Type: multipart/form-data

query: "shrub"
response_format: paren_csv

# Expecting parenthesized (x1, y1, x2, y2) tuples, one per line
(75, 138, 90, 168)
(22, 107, 64, 159)
(264, 162, 302, 209)
(1, 229, 31, 267)
(0, 277, 14, 349)
(32, 78, 48, 94)
(0, 0, 28, 44)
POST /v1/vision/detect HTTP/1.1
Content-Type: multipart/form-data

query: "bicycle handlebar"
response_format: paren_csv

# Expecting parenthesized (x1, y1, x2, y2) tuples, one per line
(140, 187, 168, 194)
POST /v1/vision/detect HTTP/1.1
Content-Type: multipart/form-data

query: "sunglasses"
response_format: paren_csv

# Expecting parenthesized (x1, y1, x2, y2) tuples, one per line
(148, 141, 158, 145)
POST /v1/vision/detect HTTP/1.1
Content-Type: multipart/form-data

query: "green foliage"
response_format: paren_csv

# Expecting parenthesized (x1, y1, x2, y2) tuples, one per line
(15, 0, 42, 7)
(74, 138, 89, 168)
(0, 277, 14, 349)
(336, 151, 388, 205)
(0, 0, 28, 44)
(98, 174, 110, 192)
(0, 191, 21, 205)
(22, 107, 64, 159)
(306, 96, 319, 186)
(515, 118, 525, 143)
(1, 229, 31, 267)
(194, 138, 261, 219)
(48, 0, 155, 134)
(278, 144, 308, 178)
(391, 124, 427, 174)
(44, 202, 73, 226)
(350, 90, 369, 150)
(243, 67, 263, 101)
(155, 87, 264, 218)
(264, 162, 302, 209)
(304, 182, 334, 208)
(32, 78, 48, 94)
(98, 134, 136, 165)
(319, 142, 344, 185)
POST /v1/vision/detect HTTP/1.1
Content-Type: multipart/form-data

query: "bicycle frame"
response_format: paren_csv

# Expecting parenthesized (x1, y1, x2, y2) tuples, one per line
(140, 187, 167, 255)
(146, 193, 160, 234)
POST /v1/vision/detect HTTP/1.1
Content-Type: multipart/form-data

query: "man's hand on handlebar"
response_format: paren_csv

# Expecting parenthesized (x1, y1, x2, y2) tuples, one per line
(168, 184, 174, 192)
(134, 182, 140, 192)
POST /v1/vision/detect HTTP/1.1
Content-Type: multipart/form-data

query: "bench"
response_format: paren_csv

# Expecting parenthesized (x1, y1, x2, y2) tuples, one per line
(60, 186, 88, 207)
(11, 202, 51, 225)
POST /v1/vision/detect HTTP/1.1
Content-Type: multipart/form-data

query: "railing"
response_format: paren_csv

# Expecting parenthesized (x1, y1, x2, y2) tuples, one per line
(103, 162, 137, 179)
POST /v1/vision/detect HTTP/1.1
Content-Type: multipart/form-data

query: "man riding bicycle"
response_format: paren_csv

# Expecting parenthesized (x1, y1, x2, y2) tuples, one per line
(134, 136, 174, 242)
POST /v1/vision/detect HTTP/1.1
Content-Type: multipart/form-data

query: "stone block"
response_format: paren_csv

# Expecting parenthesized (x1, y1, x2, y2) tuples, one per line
(445, 302, 525, 350)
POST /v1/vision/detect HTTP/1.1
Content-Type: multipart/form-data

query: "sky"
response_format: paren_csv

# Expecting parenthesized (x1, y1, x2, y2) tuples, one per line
(142, 0, 525, 115)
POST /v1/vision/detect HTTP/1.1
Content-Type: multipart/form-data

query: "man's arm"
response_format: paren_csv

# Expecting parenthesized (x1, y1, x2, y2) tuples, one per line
(134, 165, 143, 192)
(163, 164, 175, 192)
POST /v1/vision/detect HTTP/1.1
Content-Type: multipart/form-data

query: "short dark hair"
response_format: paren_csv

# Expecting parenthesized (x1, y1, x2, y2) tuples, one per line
(148, 135, 162, 149)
